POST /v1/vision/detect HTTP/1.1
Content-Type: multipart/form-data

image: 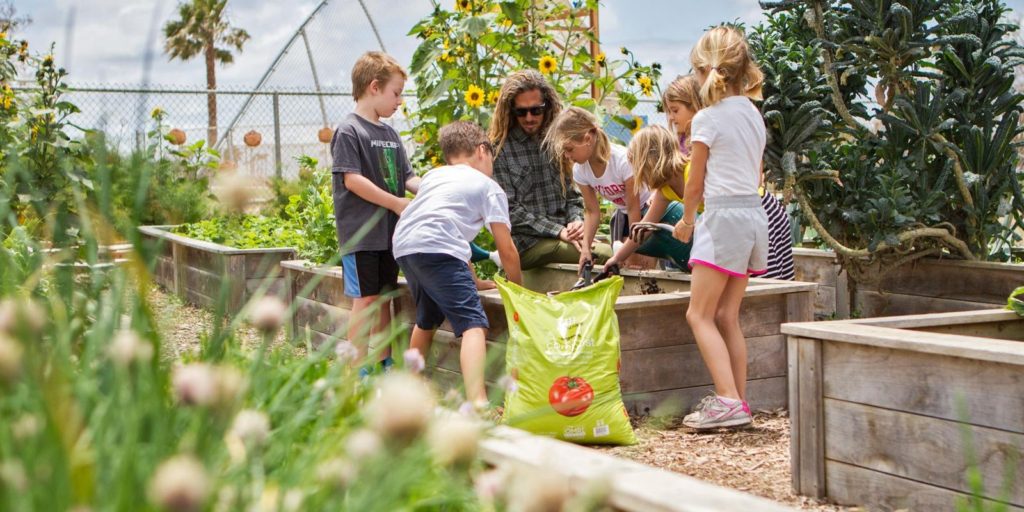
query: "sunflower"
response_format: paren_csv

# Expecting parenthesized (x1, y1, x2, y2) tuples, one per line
(441, 51, 454, 63)
(595, 52, 606, 67)
(455, 0, 472, 12)
(630, 116, 644, 135)
(538, 55, 557, 75)
(637, 74, 653, 96)
(465, 85, 485, 108)
(487, 90, 500, 105)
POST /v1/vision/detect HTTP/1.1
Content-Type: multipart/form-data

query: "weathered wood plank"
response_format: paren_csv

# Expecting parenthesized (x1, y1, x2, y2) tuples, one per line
(796, 337, 825, 498)
(479, 424, 797, 512)
(792, 250, 840, 288)
(180, 264, 227, 303)
(826, 460, 1024, 512)
(243, 252, 293, 279)
(821, 341, 1024, 433)
(787, 336, 800, 494)
(154, 256, 175, 290)
(293, 296, 349, 338)
(290, 264, 350, 308)
(824, 398, 1024, 505)
(245, 277, 288, 299)
(911, 320, 1024, 341)
(622, 376, 787, 418)
(619, 335, 786, 394)
(425, 329, 507, 381)
(781, 322, 1024, 366)
(178, 244, 226, 274)
(866, 257, 1024, 305)
(786, 290, 814, 324)
(618, 293, 785, 351)
(857, 290, 996, 317)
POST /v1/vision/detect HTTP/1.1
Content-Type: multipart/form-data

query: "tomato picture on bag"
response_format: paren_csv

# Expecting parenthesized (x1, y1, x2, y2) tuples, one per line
(548, 376, 594, 416)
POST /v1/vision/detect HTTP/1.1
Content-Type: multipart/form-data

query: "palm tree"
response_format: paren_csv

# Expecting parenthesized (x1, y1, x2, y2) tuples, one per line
(163, 0, 249, 147)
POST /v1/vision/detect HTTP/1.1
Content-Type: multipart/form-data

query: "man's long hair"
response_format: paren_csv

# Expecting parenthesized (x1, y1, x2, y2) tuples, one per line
(489, 70, 563, 158)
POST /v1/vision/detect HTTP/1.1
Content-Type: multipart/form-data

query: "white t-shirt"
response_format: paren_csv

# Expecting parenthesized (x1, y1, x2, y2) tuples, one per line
(690, 96, 766, 198)
(572, 144, 651, 212)
(393, 164, 510, 262)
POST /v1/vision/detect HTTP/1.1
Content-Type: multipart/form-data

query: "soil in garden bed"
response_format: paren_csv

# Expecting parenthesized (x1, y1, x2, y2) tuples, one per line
(596, 412, 858, 511)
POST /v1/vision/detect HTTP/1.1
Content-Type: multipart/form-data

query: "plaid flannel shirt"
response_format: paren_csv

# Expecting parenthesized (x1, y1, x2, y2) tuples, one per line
(493, 126, 584, 251)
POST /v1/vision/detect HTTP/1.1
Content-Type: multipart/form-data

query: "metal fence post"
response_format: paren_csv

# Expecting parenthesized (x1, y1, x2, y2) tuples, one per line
(273, 92, 282, 179)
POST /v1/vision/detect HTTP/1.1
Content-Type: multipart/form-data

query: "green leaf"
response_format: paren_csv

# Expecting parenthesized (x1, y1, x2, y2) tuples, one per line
(1007, 285, 1024, 317)
(499, 1, 524, 25)
(463, 16, 488, 38)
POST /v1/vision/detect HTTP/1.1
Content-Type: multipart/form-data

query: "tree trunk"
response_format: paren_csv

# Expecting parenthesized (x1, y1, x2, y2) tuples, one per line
(205, 42, 217, 147)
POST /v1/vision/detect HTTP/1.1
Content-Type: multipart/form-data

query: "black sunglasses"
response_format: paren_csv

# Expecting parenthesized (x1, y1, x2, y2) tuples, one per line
(513, 103, 547, 117)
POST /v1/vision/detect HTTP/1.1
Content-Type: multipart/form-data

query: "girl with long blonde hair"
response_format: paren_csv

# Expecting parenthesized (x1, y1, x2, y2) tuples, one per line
(677, 25, 769, 431)
(543, 106, 647, 269)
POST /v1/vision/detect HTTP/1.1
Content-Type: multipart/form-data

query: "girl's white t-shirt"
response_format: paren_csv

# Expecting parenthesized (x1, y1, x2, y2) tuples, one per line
(572, 144, 652, 212)
(690, 96, 766, 198)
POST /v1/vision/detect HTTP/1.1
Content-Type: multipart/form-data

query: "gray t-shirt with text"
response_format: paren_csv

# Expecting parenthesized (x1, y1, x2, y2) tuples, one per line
(330, 113, 413, 255)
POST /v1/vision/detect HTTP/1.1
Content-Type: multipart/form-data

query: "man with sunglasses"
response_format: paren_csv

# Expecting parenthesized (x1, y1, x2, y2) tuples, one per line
(488, 70, 611, 271)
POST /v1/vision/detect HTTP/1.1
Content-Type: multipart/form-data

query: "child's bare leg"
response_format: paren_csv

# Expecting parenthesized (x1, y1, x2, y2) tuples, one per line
(716, 276, 749, 401)
(348, 296, 379, 364)
(685, 265, 740, 400)
(373, 299, 393, 362)
(409, 325, 435, 360)
(459, 327, 488, 405)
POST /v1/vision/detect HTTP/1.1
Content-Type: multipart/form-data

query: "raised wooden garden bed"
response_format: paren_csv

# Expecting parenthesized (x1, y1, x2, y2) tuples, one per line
(139, 225, 296, 315)
(480, 424, 795, 511)
(283, 261, 816, 416)
(792, 248, 1024, 319)
(782, 309, 1024, 510)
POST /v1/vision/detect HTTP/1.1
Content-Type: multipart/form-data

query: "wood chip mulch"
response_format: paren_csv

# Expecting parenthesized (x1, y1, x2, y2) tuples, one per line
(596, 411, 861, 511)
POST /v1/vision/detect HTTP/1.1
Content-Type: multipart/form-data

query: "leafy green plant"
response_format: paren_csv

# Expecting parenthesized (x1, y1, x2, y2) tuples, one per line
(406, 0, 661, 171)
(284, 167, 338, 264)
(753, 0, 1024, 284)
(174, 214, 305, 249)
(263, 155, 318, 219)
(1007, 285, 1024, 317)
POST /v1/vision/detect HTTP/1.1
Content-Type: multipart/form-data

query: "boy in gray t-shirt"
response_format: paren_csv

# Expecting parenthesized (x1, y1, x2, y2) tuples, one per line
(330, 52, 420, 373)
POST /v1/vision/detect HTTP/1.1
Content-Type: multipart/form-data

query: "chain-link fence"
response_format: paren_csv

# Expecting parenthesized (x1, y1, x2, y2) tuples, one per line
(38, 82, 664, 180)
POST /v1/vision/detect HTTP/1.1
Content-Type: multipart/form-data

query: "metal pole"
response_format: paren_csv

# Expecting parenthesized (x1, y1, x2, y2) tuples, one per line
(273, 92, 282, 179)
(217, 0, 330, 151)
(356, 0, 387, 53)
(300, 28, 329, 128)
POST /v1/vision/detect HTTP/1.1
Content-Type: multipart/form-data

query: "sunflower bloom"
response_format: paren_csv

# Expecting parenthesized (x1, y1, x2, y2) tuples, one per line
(595, 52, 606, 67)
(538, 55, 557, 75)
(630, 117, 644, 135)
(638, 75, 653, 97)
(487, 90, 500, 105)
(455, 0, 472, 12)
(465, 85, 485, 108)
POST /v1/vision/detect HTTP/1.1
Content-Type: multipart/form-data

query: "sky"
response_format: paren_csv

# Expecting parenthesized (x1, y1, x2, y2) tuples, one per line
(13, 0, 1024, 90)
(9, 0, 780, 90)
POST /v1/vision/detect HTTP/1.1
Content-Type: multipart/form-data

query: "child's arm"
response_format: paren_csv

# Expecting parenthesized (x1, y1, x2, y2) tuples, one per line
(623, 177, 643, 228)
(343, 173, 410, 214)
(405, 175, 422, 195)
(578, 184, 602, 267)
(675, 142, 707, 243)
(604, 192, 669, 268)
(490, 223, 522, 285)
(468, 262, 495, 291)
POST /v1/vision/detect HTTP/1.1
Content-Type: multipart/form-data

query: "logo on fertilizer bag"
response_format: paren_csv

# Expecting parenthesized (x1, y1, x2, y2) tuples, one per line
(548, 376, 594, 417)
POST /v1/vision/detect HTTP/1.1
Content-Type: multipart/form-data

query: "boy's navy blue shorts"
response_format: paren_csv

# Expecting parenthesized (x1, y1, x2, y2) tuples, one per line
(396, 253, 489, 337)
(341, 250, 399, 298)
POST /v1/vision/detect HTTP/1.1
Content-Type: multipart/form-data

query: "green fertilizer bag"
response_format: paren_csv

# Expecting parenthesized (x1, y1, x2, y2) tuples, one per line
(496, 276, 636, 445)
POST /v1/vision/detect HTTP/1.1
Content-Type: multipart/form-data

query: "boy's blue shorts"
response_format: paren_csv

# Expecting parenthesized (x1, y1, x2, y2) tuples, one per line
(396, 253, 489, 337)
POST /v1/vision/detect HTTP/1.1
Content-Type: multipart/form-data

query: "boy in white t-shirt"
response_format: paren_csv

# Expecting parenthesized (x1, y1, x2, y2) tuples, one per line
(393, 121, 523, 408)
(543, 107, 650, 269)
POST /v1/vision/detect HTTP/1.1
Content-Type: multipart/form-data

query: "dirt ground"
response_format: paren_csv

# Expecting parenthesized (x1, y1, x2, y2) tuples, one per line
(149, 285, 859, 511)
(597, 413, 859, 511)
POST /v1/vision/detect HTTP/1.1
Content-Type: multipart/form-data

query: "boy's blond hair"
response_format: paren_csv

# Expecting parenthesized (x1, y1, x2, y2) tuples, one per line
(352, 51, 407, 100)
(541, 106, 610, 191)
(439, 121, 490, 163)
(663, 74, 705, 134)
(627, 125, 686, 194)
(689, 25, 764, 107)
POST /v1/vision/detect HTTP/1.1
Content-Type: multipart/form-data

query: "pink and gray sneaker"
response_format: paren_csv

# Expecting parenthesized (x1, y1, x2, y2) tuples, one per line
(683, 394, 753, 430)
